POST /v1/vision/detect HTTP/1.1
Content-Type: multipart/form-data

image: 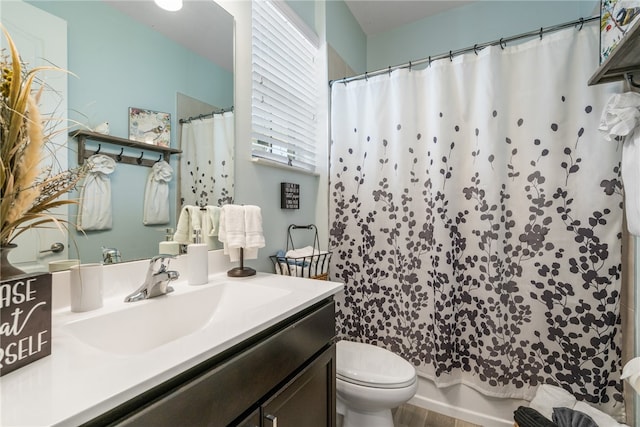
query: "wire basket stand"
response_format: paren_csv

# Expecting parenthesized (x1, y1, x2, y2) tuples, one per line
(270, 224, 331, 280)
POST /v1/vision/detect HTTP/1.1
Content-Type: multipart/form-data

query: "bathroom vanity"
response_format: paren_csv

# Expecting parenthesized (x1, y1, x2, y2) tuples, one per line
(0, 254, 342, 427)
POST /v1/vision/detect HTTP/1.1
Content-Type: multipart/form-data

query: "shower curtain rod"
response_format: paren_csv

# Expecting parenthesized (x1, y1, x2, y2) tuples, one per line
(179, 106, 234, 124)
(330, 15, 599, 87)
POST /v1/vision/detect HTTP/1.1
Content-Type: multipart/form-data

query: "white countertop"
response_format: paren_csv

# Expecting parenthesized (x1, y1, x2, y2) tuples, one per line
(0, 261, 342, 427)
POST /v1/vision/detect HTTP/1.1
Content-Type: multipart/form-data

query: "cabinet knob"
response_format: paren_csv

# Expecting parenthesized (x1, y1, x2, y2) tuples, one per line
(264, 414, 278, 427)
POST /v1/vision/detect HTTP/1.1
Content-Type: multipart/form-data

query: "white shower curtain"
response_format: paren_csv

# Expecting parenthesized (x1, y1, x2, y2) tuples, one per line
(180, 111, 234, 208)
(330, 25, 626, 419)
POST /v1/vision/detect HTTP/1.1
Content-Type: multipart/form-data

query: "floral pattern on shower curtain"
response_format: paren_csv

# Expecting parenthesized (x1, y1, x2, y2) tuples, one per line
(180, 112, 235, 208)
(329, 25, 625, 417)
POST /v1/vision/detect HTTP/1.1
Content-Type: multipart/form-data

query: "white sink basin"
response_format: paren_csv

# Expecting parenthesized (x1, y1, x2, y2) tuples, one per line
(63, 281, 290, 355)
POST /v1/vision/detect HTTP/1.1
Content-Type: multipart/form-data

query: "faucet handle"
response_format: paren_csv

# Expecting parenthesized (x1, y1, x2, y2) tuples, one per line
(150, 254, 176, 272)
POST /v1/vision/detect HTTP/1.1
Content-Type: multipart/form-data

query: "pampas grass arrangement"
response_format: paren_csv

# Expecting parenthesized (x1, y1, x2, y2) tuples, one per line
(1, 26, 87, 248)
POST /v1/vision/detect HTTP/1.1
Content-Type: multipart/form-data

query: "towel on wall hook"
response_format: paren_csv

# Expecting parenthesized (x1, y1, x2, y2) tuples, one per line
(143, 160, 173, 225)
(77, 154, 116, 231)
(599, 91, 640, 235)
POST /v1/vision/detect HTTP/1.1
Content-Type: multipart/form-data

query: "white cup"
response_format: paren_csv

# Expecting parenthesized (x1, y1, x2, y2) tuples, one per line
(70, 263, 103, 312)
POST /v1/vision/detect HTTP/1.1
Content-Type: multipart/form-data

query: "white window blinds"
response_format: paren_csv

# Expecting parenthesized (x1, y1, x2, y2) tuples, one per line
(251, 0, 319, 172)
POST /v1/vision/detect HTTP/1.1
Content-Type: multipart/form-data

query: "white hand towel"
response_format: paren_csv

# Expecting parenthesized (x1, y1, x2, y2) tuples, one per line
(599, 92, 640, 235)
(77, 154, 116, 231)
(173, 205, 202, 244)
(218, 204, 245, 262)
(243, 205, 265, 260)
(202, 206, 221, 249)
(143, 160, 173, 225)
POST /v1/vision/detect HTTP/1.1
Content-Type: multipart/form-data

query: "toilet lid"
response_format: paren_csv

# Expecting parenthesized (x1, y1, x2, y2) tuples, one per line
(336, 340, 416, 389)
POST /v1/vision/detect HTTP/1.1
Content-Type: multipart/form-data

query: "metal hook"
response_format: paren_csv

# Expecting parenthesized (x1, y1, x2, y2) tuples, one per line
(95, 144, 101, 155)
(116, 147, 124, 162)
(499, 38, 506, 49)
(539, 27, 543, 40)
(155, 154, 163, 163)
(137, 152, 144, 165)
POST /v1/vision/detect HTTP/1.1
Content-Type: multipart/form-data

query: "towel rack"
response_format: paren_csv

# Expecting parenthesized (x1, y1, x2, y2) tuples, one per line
(70, 130, 182, 168)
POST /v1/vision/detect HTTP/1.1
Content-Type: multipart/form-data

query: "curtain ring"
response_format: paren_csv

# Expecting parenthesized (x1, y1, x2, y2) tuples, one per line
(388, 66, 392, 76)
(473, 44, 478, 55)
(428, 56, 432, 67)
(579, 17, 584, 30)
(365, 72, 369, 81)
(499, 38, 506, 49)
(342, 77, 347, 86)
(449, 50, 453, 61)
(539, 27, 543, 40)
(409, 61, 412, 71)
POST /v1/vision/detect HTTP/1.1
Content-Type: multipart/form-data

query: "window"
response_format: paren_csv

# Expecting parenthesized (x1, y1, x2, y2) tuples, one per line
(251, 0, 319, 172)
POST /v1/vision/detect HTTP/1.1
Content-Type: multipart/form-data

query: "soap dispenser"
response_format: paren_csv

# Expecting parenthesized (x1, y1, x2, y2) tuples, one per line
(159, 228, 180, 256)
(187, 229, 208, 285)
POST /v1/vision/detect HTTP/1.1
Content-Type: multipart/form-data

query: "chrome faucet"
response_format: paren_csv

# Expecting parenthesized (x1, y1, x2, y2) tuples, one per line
(124, 255, 180, 303)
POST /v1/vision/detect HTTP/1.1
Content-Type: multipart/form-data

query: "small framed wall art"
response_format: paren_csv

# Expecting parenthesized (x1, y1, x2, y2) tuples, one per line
(129, 107, 171, 147)
(599, 0, 640, 64)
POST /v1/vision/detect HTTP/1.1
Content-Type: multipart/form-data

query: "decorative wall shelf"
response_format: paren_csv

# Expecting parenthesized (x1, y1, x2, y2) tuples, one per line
(69, 130, 181, 168)
(589, 18, 640, 87)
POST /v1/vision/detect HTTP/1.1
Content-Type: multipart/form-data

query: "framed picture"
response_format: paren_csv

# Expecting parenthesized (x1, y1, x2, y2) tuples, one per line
(128, 107, 171, 147)
(599, 0, 640, 64)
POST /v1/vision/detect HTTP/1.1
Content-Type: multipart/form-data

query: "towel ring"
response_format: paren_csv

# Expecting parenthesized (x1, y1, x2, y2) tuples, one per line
(137, 152, 144, 165)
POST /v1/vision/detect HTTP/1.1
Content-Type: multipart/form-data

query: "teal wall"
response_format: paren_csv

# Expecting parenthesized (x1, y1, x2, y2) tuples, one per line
(366, 1, 599, 71)
(326, 0, 366, 74)
(29, 1, 233, 262)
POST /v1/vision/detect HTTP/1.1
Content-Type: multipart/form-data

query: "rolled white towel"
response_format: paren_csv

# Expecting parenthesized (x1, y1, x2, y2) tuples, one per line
(173, 205, 202, 244)
(143, 160, 173, 225)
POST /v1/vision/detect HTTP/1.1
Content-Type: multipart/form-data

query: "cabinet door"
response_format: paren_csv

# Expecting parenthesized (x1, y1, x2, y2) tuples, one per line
(262, 344, 336, 427)
(237, 409, 260, 427)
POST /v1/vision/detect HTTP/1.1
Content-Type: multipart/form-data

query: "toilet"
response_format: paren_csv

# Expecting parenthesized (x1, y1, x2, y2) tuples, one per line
(336, 340, 418, 427)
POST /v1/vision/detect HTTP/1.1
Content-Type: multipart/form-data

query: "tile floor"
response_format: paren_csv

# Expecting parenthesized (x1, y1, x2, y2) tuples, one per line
(337, 403, 482, 427)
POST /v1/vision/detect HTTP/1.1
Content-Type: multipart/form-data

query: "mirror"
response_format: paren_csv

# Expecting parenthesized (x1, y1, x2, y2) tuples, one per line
(28, 0, 234, 264)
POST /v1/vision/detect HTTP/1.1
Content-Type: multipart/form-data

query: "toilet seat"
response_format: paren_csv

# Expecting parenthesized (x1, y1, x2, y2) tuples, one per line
(337, 340, 416, 389)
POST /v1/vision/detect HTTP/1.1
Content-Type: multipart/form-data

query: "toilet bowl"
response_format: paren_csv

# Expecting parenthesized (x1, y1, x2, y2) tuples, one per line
(336, 340, 417, 427)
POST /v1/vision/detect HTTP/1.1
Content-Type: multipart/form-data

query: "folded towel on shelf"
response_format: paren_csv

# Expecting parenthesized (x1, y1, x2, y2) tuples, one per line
(77, 154, 116, 231)
(173, 205, 202, 244)
(143, 160, 173, 225)
(599, 92, 640, 235)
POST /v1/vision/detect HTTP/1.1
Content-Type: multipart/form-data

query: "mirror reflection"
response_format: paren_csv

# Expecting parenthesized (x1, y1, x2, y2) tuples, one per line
(28, 0, 235, 264)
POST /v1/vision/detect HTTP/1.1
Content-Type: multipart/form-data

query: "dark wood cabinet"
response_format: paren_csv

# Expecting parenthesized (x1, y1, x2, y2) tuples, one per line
(84, 299, 336, 427)
(261, 344, 336, 427)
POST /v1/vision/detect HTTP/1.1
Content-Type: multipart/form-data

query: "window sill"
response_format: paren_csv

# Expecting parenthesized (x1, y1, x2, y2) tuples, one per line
(251, 157, 320, 177)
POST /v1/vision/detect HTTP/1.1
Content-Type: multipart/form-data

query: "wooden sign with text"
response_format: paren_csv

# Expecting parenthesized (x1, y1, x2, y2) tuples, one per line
(0, 273, 52, 376)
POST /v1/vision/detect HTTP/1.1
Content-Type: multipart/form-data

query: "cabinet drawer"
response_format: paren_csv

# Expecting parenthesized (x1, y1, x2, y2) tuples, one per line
(114, 300, 335, 427)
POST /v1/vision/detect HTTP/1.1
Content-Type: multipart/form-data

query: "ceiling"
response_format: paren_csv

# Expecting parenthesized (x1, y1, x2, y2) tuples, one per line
(104, 0, 475, 71)
(102, 0, 234, 72)
(344, 0, 476, 36)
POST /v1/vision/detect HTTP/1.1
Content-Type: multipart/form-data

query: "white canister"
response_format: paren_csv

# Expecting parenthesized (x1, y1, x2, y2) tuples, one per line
(69, 263, 103, 312)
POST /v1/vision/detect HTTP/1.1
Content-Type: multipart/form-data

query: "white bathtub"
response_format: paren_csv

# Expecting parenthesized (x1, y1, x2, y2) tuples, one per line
(409, 375, 529, 426)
